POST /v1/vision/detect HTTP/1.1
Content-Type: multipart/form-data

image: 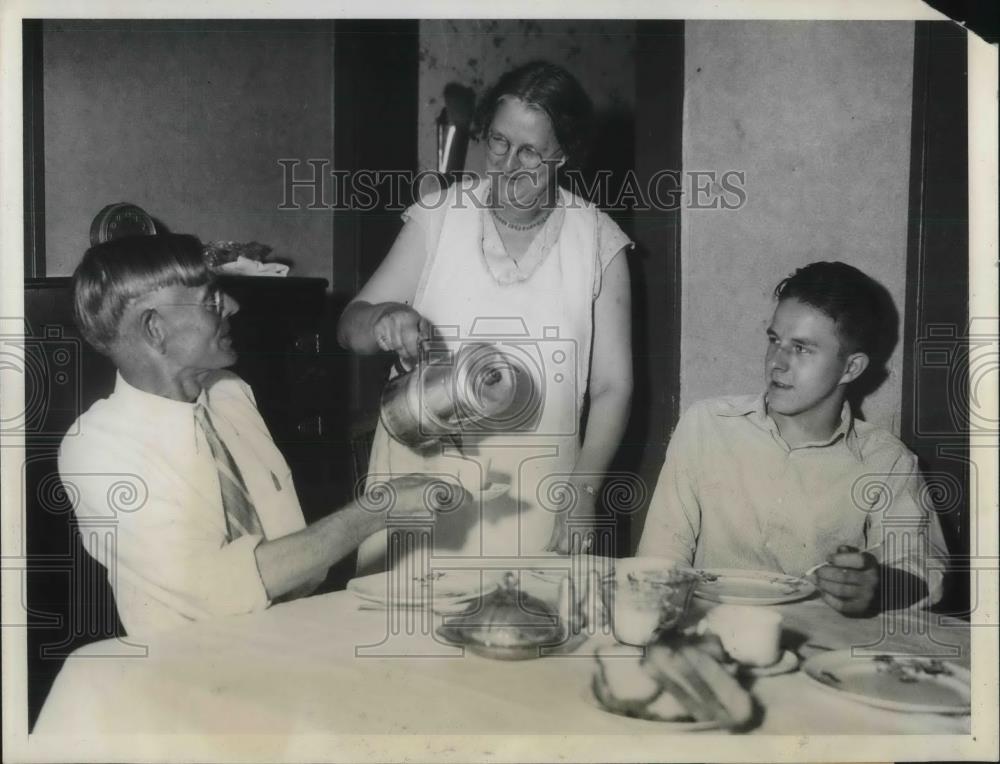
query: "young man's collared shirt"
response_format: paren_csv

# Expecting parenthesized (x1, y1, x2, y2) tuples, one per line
(58, 370, 307, 635)
(637, 394, 947, 604)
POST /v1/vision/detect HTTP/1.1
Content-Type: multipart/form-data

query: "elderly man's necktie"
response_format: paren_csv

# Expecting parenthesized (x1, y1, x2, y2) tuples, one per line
(194, 403, 264, 541)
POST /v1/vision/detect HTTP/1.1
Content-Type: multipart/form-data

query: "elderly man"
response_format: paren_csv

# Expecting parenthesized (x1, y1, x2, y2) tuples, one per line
(59, 233, 451, 635)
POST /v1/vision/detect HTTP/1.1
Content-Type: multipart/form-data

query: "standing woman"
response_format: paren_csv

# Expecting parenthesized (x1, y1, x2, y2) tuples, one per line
(338, 61, 633, 574)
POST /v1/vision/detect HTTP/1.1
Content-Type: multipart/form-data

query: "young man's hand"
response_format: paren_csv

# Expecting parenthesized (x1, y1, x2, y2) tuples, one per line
(814, 544, 880, 616)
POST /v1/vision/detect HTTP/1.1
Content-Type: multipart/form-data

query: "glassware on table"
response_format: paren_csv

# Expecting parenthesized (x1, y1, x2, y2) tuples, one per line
(609, 560, 699, 646)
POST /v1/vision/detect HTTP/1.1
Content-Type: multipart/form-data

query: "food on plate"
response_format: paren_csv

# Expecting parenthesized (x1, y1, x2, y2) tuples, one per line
(414, 570, 447, 586)
(642, 688, 689, 721)
(593, 646, 664, 717)
(872, 655, 954, 683)
(652, 642, 755, 727)
(592, 635, 755, 728)
(692, 632, 729, 663)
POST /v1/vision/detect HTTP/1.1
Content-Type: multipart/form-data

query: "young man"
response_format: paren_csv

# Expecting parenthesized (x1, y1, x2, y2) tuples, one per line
(60, 234, 458, 635)
(638, 262, 947, 615)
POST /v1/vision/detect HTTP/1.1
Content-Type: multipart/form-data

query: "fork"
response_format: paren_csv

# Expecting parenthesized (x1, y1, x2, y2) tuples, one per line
(803, 542, 884, 577)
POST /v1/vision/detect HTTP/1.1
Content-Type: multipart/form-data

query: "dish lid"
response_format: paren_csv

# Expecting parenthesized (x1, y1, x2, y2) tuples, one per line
(437, 571, 564, 659)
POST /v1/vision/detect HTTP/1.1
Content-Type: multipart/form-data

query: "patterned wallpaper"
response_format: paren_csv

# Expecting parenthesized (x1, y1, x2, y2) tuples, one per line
(418, 20, 637, 174)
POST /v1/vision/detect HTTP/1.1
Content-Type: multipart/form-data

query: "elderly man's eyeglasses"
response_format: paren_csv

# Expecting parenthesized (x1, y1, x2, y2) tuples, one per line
(159, 286, 226, 316)
(486, 133, 560, 170)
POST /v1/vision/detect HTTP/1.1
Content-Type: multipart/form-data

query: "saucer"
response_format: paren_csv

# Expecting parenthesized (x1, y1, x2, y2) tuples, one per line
(741, 649, 800, 677)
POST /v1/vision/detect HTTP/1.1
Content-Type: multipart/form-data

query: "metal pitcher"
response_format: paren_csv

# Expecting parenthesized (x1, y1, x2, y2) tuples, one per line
(379, 342, 540, 451)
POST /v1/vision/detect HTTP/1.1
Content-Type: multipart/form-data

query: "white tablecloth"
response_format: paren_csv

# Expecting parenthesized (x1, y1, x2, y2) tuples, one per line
(33, 583, 971, 739)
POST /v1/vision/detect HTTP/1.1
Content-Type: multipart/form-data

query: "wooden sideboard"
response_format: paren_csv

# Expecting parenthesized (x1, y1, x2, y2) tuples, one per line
(21, 275, 356, 728)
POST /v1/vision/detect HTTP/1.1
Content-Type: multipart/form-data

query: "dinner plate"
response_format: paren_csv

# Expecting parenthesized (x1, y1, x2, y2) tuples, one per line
(693, 568, 816, 605)
(523, 568, 568, 585)
(581, 680, 720, 731)
(518, 555, 617, 585)
(802, 650, 971, 715)
(348, 569, 502, 609)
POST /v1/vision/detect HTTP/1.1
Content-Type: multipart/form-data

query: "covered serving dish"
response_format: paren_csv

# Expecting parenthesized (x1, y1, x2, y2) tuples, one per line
(437, 572, 566, 660)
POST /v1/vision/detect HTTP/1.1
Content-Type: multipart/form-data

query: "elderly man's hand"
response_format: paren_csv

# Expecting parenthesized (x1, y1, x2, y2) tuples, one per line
(814, 545, 881, 616)
(363, 474, 470, 520)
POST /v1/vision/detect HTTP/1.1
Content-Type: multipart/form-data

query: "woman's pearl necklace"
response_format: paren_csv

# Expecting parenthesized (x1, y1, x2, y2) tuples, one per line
(490, 206, 552, 232)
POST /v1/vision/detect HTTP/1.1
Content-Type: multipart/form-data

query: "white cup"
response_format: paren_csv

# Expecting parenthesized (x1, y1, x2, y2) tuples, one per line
(701, 605, 783, 667)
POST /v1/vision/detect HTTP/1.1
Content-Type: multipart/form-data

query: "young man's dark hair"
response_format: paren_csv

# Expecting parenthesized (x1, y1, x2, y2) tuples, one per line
(773, 260, 885, 359)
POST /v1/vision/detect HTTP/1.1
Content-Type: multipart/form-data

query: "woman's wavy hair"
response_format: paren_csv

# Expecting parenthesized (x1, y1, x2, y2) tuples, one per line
(474, 61, 595, 169)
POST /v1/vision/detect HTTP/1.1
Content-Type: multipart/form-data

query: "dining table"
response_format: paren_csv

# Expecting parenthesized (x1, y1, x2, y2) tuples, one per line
(28, 560, 978, 762)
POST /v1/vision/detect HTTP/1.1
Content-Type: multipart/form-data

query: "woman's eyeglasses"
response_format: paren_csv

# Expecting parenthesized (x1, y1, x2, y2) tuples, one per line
(486, 133, 560, 171)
